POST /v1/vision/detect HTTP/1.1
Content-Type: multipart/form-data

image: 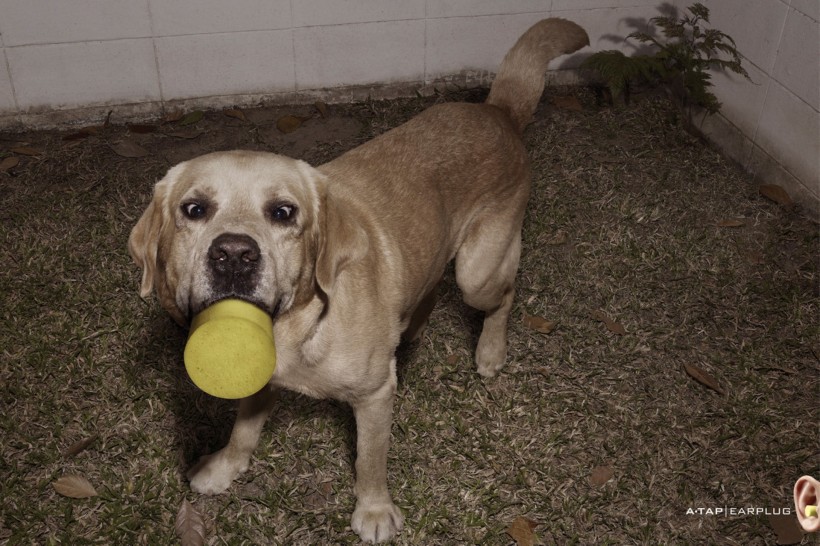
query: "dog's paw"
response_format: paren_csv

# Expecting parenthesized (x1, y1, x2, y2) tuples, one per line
(475, 337, 507, 378)
(351, 500, 404, 543)
(187, 450, 249, 495)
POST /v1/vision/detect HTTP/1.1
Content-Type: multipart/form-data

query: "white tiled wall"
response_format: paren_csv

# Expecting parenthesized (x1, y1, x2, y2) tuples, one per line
(687, 0, 819, 213)
(0, 0, 817, 212)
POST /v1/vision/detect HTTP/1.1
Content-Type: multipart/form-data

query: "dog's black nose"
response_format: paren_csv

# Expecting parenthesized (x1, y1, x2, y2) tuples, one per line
(208, 233, 261, 291)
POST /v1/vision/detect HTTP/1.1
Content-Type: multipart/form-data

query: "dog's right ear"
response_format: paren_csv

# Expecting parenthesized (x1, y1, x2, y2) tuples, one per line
(128, 175, 172, 298)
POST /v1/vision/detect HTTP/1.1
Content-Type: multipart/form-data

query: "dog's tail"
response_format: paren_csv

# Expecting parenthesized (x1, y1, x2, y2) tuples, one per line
(486, 18, 589, 132)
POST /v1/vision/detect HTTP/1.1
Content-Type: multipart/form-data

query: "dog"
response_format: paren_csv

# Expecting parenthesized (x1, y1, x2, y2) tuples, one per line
(129, 18, 588, 543)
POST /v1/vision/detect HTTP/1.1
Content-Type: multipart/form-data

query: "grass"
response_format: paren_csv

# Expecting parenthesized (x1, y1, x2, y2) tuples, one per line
(0, 87, 817, 545)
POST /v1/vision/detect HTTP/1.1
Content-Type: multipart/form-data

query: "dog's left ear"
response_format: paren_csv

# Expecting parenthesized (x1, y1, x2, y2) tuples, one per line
(314, 188, 369, 296)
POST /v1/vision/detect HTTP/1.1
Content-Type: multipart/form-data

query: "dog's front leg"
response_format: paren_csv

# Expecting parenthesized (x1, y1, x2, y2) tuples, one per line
(350, 363, 404, 543)
(188, 387, 275, 494)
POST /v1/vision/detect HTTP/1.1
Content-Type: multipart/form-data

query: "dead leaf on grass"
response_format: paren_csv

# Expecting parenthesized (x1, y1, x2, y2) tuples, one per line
(175, 499, 206, 546)
(64, 435, 99, 457)
(768, 513, 803, 545)
(683, 363, 725, 395)
(111, 140, 149, 158)
(53, 474, 98, 498)
(179, 110, 205, 127)
(11, 146, 42, 156)
(63, 126, 102, 141)
(164, 128, 205, 140)
(507, 516, 538, 546)
(164, 110, 185, 123)
(523, 314, 558, 334)
(315, 101, 329, 117)
(0, 156, 20, 172)
(224, 109, 247, 122)
(552, 95, 584, 111)
(590, 309, 626, 335)
(759, 184, 793, 207)
(716, 219, 745, 228)
(277, 114, 310, 134)
(588, 465, 614, 486)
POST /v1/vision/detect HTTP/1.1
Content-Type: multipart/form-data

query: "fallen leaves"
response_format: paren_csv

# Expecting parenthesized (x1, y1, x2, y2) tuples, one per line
(523, 313, 558, 334)
(175, 500, 206, 546)
(683, 363, 725, 395)
(10, 145, 42, 156)
(507, 516, 539, 546)
(110, 140, 149, 158)
(53, 474, 98, 498)
(63, 435, 99, 457)
(276, 114, 310, 134)
(588, 465, 614, 486)
(552, 95, 584, 111)
(590, 309, 626, 335)
(0, 156, 20, 172)
(179, 110, 205, 127)
(759, 184, 793, 207)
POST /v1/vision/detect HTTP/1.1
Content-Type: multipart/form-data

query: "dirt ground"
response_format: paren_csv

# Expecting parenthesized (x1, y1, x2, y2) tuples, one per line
(0, 87, 817, 545)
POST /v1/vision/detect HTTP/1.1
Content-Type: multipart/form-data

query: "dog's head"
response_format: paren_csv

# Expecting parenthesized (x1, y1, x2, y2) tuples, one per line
(128, 151, 364, 326)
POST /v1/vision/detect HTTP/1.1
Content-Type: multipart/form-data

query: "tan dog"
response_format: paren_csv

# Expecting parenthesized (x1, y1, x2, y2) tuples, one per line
(129, 19, 588, 543)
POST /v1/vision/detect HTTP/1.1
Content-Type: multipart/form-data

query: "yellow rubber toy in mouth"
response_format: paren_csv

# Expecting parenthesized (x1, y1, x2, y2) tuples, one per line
(184, 299, 276, 399)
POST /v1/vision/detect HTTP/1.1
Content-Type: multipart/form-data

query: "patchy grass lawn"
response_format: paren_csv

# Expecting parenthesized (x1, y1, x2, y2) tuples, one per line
(0, 87, 817, 545)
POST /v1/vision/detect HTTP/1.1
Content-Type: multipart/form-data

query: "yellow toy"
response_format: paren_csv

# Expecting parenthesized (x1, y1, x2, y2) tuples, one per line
(184, 299, 276, 399)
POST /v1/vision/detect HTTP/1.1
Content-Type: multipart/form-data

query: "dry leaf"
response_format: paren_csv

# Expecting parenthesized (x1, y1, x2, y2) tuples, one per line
(0, 156, 20, 172)
(590, 310, 626, 335)
(164, 109, 184, 123)
(175, 499, 206, 546)
(446, 353, 459, 365)
(53, 474, 98, 498)
(588, 465, 614, 486)
(64, 435, 98, 457)
(164, 128, 205, 140)
(111, 140, 149, 158)
(179, 110, 205, 127)
(716, 219, 745, 228)
(683, 363, 725, 395)
(315, 101, 329, 117)
(768, 513, 803, 545)
(759, 184, 793, 207)
(277, 115, 307, 134)
(11, 146, 41, 156)
(552, 95, 583, 111)
(507, 516, 538, 546)
(224, 109, 247, 122)
(523, 314, 558, 334)
(63, 126, 101, 141)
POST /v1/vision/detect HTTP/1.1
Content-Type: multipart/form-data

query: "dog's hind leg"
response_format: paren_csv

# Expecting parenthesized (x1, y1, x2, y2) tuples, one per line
(455, 213, 523, 378)
(187, 387, 276, 494)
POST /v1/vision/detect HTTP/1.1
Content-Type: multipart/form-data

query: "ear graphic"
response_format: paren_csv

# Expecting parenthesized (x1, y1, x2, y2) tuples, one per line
(794, 475, 820, 533)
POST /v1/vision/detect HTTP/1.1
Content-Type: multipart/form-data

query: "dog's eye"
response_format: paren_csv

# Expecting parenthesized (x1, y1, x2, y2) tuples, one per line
(182, 202, 207, 219)
(269, 204, 296, 223)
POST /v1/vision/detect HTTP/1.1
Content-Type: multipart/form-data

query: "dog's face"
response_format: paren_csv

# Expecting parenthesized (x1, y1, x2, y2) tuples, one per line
(128, 151, 324, 325)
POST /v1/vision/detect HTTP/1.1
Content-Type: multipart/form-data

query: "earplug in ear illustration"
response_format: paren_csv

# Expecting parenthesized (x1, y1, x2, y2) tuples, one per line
(794, 476, 820, 533)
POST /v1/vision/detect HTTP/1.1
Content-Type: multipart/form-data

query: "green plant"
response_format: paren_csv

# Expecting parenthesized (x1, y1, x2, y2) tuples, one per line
(582, 3, 750, 125)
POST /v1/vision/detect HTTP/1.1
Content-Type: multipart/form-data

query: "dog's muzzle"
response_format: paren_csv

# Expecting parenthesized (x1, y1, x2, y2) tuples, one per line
(208, 232, 261, 296)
